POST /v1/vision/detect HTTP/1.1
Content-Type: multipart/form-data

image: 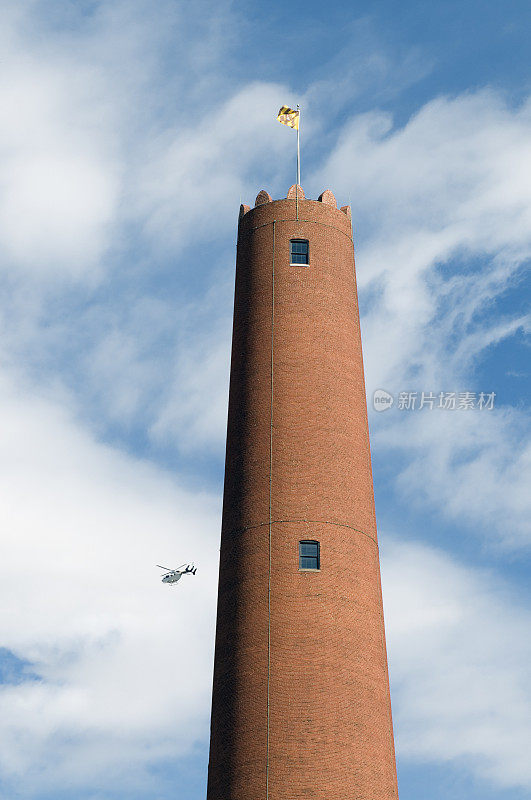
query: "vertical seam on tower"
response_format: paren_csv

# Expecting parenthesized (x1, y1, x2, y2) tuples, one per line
(266, 220, 276, 800)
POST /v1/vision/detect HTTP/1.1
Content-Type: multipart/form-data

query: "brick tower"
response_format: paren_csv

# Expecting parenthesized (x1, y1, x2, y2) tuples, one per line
(206, 186, 399, 800)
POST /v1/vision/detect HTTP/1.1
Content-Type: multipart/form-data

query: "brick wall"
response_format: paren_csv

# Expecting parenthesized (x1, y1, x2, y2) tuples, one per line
(206, 189, 399, 800)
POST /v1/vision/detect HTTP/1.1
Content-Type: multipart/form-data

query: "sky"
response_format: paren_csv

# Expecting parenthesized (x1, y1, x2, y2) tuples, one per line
(0, 0, 529, 798)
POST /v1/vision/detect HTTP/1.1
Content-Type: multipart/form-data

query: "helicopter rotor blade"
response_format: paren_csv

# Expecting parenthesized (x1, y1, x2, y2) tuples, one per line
(156, 565, 174, 571)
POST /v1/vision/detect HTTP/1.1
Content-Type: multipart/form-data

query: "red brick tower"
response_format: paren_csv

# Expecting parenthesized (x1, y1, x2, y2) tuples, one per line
(206, 186, 399, 800)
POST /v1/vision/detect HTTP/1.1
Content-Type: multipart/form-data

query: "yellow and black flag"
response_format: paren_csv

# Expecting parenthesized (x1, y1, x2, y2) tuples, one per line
(277, 105, 299, 130)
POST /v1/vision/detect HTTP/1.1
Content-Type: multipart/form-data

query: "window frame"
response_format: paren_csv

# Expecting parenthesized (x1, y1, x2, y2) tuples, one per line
(298, 540, 320, 571)
(290, 238, 309, 266)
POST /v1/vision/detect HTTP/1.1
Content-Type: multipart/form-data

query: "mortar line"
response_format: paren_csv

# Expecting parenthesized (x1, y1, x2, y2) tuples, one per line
(226, 519, 378, 547)
(242, 217, 353, 242)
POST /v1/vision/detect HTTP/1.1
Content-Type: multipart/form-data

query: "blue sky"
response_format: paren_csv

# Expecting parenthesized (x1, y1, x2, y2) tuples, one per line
(0, 1, 529, 798)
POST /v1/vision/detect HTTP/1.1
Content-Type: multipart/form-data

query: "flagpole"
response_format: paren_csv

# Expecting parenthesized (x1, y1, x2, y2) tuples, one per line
(296, 104, 301, 188)
(296, 105, 300, 220)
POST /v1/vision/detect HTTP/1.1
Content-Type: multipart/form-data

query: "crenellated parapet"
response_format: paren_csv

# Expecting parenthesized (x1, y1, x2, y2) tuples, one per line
(317, 189, 336, 206)
(255, 189, 272, 206)
(287, 184, 305, 200)
(239, 186, 351, 220)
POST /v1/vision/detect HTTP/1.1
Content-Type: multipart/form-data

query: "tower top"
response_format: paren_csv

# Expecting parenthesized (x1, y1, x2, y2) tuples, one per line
(239, 186, 352, 223)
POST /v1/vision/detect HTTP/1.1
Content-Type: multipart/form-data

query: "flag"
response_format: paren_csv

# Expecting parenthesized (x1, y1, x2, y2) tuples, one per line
(277, 105, 299, 130)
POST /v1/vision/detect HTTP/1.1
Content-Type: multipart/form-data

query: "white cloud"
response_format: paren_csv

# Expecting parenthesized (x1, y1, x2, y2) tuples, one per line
(310, 89, 531, 548)
(0, 1, 296, 456)
(0, 0, 253, 282)
(0, 371, 220, 795)
(134, 81, 295, 252)
(150, 328, 232, 454)
(0, 28, 121, 280)
(375, 407, 531, 548)
(149, 281, 233, 454)
(383, 539, 531, 790)
(315, 90, 531, 389)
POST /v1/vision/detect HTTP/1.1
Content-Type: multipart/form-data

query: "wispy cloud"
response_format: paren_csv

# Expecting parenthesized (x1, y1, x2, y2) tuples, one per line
(376, 407, 531, 548)
(0, 369, 219, 796)
(317, 90, 531, 387)
(313, 89, 531, 549)
(0, 52, 119, 280)
(383, 539, 531, 790)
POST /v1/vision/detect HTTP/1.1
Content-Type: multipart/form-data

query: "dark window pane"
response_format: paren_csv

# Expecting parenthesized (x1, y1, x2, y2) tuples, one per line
(290, 239, 309, 264)
(299, 540, 320, 569)
(291, 252, 307, 264)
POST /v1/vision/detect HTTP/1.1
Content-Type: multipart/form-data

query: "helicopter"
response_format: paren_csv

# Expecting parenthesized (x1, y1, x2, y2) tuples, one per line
(156, 563, 197, 585)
